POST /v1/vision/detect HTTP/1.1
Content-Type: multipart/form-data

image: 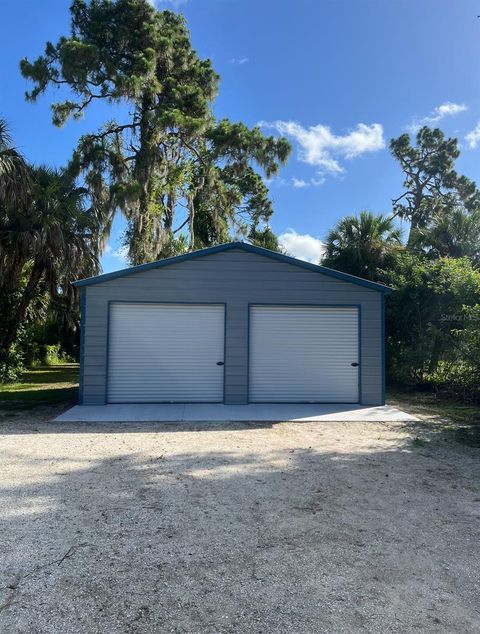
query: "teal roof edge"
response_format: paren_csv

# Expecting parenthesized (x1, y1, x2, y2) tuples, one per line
(73, 241, 393, 294)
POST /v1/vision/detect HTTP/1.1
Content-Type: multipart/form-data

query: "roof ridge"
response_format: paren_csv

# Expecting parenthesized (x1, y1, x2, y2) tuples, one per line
(74, 241, 392, 293)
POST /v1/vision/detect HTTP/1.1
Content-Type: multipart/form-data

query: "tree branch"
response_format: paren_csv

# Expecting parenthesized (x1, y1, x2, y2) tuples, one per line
(88, 123, 137, 142)
(173, 217, 189, 234)
(73, 92, 117, 116)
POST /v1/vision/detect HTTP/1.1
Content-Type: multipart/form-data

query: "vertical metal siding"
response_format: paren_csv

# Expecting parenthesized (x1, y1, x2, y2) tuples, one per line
(249, 306, 359, 403)
(81, 249, 383, 406)
(78, 288, 86, 405)
(107, 303, 225, 403)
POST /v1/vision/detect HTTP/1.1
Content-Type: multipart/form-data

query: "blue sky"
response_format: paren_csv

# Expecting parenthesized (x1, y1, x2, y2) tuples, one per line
(1, 0, 480, 271)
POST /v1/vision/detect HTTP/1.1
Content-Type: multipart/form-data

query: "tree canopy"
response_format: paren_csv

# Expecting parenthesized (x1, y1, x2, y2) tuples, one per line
(21, 0, 290, 264)
(4, 2, 480, 404)
(321, 129, 480, 399)
(384, 255, 480, 387)
(0, 157, 102, 379)
(322, 210, 402, 280)
(390, 126, 480, 249)
(0, 119, 29, 207)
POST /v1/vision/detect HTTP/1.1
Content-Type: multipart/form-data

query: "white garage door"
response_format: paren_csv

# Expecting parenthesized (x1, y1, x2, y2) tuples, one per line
(249, 305, 359, 403)
(108, 303, 225, 403)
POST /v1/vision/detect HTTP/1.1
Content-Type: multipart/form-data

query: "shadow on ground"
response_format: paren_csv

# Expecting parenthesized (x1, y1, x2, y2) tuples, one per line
(1, 412, 479, 451)
(0, 365, 78, 409)
(0, 420, 479, 633)
(18, 366, 79, 385)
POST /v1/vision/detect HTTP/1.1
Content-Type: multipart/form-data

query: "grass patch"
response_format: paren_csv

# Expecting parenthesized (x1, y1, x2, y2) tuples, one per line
(387, 388, 480, 447)
(0, 364, 79, 411)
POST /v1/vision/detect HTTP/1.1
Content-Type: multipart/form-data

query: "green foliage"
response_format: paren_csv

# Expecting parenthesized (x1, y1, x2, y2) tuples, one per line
(0, 118, 30, 206)
(21, 0, 290, 264)
(430, 361, 480, 403)
(430, 305, 480, 402)
(418, 207, 480, 263)
(390, 127, 480, 250)
(323, 210, 403, 280)
(247, 226, 283, 252)
(0, 161, 101, 381)
(385, 255, 480, 387)
(12, 4, 479, 407)
(0, 364, 79, 410)
(322, 129, 480, 403)
(43, 344, 75, 366)
(0, 345, 25, 383)
(21, 2, 207, 124)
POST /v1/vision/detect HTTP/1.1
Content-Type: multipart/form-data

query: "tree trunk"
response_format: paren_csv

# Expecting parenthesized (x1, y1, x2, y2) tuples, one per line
(130, 95, 158, 265)
(164, 193, 175, 234)
(407, 185, 424, 250)
(407, 213, 420, 249)
(188, 194, 195, 250)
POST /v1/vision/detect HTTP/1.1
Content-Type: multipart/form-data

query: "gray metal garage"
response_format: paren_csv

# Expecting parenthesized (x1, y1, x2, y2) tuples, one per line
(74, 242, 391, 406)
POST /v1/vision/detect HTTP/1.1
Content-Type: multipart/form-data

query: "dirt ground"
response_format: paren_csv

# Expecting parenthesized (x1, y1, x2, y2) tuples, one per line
(0, 412, 479, 633)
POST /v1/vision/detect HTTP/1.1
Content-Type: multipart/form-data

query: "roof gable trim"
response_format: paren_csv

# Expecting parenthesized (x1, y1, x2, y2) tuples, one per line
(73, 242, 392, 293)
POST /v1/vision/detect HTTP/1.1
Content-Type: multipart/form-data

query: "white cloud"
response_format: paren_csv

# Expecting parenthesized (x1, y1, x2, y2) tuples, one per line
(436, 102, 467, 118)
(407, 101, 467, 133)
(291, 177, 324, 188)
(229, 57, 249, 65)
(278, 230, 325, 263)
(266, 176, 325, 188)
(104, 243, 129, 264)
(260, 120, 385, 175)
(465, 122, 480, 149)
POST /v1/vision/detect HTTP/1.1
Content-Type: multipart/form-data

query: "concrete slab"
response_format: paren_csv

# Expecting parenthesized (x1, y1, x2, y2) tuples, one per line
(55, 403, 419, 423)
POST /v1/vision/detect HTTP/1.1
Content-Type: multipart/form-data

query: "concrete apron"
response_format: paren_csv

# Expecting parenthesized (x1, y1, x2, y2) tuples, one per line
(55, 403, 419, 423)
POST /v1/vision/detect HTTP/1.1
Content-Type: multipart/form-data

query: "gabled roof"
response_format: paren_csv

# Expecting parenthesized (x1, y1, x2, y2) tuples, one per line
(74, 241, 393, 293)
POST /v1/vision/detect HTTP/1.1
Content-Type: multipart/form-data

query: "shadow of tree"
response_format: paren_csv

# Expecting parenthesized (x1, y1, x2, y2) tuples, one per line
(0, 422, 479, 633)
(401, 418, 480, 449)
(19, 366, 79, 385)
(0, 365, 79, 410)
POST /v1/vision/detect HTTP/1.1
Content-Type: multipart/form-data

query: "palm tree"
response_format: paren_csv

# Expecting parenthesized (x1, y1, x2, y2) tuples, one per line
(418, 207, 480, 263)
(323, 210, 403, 280)
(0, 166, 101, 377)
(0, 118, 29, 206)
(0, 119, 31, 291)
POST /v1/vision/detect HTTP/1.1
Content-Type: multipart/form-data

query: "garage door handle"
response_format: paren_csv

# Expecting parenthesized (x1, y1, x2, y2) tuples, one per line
(216, 361, 225, 366)
(351, 362, 359, 367)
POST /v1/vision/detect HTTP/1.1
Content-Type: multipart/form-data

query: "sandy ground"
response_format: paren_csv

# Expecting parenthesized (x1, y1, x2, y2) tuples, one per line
(0, 414, 479, 633)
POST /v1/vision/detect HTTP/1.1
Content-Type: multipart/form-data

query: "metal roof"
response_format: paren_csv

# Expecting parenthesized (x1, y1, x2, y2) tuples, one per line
(74, 241, 393, 293)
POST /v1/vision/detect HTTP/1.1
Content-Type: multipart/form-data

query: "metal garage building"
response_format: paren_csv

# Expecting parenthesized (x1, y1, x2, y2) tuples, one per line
(74, 242, 391, 406)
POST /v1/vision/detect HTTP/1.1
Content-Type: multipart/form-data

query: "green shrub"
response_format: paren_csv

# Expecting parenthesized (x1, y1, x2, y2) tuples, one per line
(43, 344, 74, 366)
(430, 361, 480, 403)
(386, 256, 480, 387)
(0, 345, 25, 383)
(438, 305, 480, 402)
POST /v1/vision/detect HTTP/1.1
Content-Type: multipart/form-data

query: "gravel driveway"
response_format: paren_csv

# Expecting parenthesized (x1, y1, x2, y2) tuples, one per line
(0, 416, 479, 633)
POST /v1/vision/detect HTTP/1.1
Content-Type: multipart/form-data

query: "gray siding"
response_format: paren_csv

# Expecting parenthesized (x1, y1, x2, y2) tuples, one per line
(82, 248, 383, 405)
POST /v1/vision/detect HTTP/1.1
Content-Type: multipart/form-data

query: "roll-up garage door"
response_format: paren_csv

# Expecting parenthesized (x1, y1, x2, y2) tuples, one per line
(107, 303, 225, 403)
(249, 305, 359, 403)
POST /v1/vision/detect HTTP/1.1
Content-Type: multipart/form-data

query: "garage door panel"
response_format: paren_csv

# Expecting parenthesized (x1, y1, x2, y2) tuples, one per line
(108, 303, 224, 403)
(249, 305, 359, 403)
